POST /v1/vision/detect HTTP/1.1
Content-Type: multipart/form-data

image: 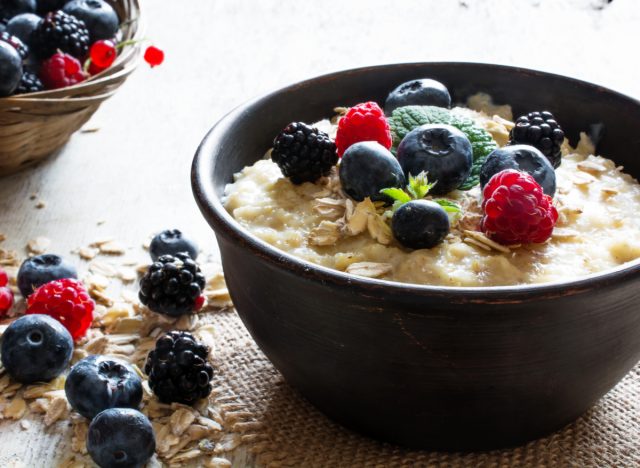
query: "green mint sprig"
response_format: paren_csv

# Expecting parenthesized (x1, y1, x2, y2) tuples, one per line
(380, 172, 462, 216)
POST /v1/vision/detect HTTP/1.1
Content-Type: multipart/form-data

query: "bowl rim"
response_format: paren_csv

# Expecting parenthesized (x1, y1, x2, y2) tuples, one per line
(192, 61, 640, 302)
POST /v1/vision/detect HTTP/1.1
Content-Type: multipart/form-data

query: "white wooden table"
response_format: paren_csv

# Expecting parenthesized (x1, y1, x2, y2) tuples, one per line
(0, 0, 638, 465)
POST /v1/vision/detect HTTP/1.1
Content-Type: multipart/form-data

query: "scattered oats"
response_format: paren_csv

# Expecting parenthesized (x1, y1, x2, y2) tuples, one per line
(0, 233, 5, 243)
(121, 289, 138, 303)
(577, 160, 607, 174)
(89, 260, 118, 277)
(345, 262, 392, 278)
(0, 374, 11, 392)
(464, 237, 492, 251)
(2, 382, 22, 398)
(20, 419, 30, 430)
(44, 396, 68, 426)
(118, 267, 137, 283)
(205, 457, 232, 468)
(109, 316, 143, 334)
(29, 398, 48, 414)
(197, 416, 222, 432)
(156, 424, 180, 454)
(78, 246, 98, 260)
(84, 336, 109, 354)
(142, 237, 152, 250)
(80, 126, 101, 133)
(35, 200, 46, 209)
(4, 396, 27, 419)
(170, 408, 197, 436)
(194, 324, 216, 359)
(29, 193, 37, 200)
(89, 237, 115, 247)
(72, 348, 89, 364)
(27, 236, 51, 255)
(22, 377, 65, 399)
(313, 197, 346, 219)
(89, 288, 114, 307)
(571, 171, 596, 186)
(463, 230, 510, 253)
(170, 449, 202, 463)
(99, 241, 126, 255)
(309, 220, 341, 246)
(214, 432, 242, 453)
(137, 263, 149, 276)
(311, 188, 332, 198)
(72, 419, 89, 454)
(96, 219, 106, 225)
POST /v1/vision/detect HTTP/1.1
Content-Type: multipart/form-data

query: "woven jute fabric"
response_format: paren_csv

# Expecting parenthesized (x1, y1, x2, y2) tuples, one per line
(210, 309, 640, 467)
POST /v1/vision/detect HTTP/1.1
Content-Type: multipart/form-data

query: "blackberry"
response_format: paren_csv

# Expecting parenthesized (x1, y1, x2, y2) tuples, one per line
(31, 10, 89, 59)
(144, 331, 214, 404)
(15, 71, 43, 94)
(271, 122, 338, 184)
(509, 111, 565, 168)
(139, 253, 206, 317)
(0, 32, 29, 59)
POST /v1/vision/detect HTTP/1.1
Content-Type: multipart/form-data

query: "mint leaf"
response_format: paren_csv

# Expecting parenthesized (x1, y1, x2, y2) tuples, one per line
(388, 105, 498, 190)
(380, 187, 411, 204)
(434, 199, 461, 213)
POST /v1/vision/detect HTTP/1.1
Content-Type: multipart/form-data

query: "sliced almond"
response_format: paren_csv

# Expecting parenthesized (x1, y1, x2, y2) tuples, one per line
(98, 241, 126, 255)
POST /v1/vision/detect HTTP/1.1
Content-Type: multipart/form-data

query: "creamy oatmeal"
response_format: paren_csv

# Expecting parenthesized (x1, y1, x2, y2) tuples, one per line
(223, 96, 640, 287)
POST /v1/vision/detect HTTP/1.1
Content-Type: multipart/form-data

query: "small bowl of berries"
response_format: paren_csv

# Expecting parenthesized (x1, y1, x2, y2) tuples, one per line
(0, 0, 161, 175)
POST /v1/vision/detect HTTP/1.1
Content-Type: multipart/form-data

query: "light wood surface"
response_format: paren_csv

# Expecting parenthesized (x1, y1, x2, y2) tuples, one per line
(1, 0, 639, 466)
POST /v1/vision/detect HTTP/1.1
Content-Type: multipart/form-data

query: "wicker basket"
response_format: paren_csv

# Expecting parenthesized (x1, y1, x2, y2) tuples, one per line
(0, 0, 143, 176)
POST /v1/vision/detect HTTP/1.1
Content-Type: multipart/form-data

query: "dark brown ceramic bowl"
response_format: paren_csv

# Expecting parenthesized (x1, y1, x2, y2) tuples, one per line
(192, 63, 640, 451)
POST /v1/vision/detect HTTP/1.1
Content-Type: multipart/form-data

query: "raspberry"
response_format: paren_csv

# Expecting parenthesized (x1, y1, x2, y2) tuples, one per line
(0, 267, 13, 317)
(0, 287, 13, 317)
(39, 52, 87, 90)
(0, 267, 8, 287)
(26, 278, 94, 341)
(335, 101, 392, 157)
(480, 169, 558, 245)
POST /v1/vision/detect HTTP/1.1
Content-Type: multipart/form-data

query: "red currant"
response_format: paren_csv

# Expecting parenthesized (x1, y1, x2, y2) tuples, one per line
(0, 267, 8, 287)
(89, 39, 117, 69)
(0, 287, 14, 317)
(144, 46, 164, 68)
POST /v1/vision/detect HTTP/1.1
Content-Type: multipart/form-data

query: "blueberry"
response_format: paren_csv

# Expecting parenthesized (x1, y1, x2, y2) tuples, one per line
(149, 229, 199, 261)
(339, 141, 405, 203)
(391, 200, 450, 249)
(87, 408, 155, 468)
(396, 124, 472, 195)
(65, 355, 143, 420)
(17, 254, 78, 298)
(479, 144, 556, 196)
(0, 0, 36, 22)
(63, 0, 119, 42)
(6, 13, 40, 46)
(0, 41, 22, 96)
(385, 78, 451, 115)
(1, 314, 73, 383)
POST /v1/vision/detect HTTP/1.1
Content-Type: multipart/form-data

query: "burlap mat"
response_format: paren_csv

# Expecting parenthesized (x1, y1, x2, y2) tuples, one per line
(210, 310, 640, 467)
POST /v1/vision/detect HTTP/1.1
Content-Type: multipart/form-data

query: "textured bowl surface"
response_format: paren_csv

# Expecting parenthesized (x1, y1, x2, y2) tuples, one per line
(192, 63, 640, 450)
